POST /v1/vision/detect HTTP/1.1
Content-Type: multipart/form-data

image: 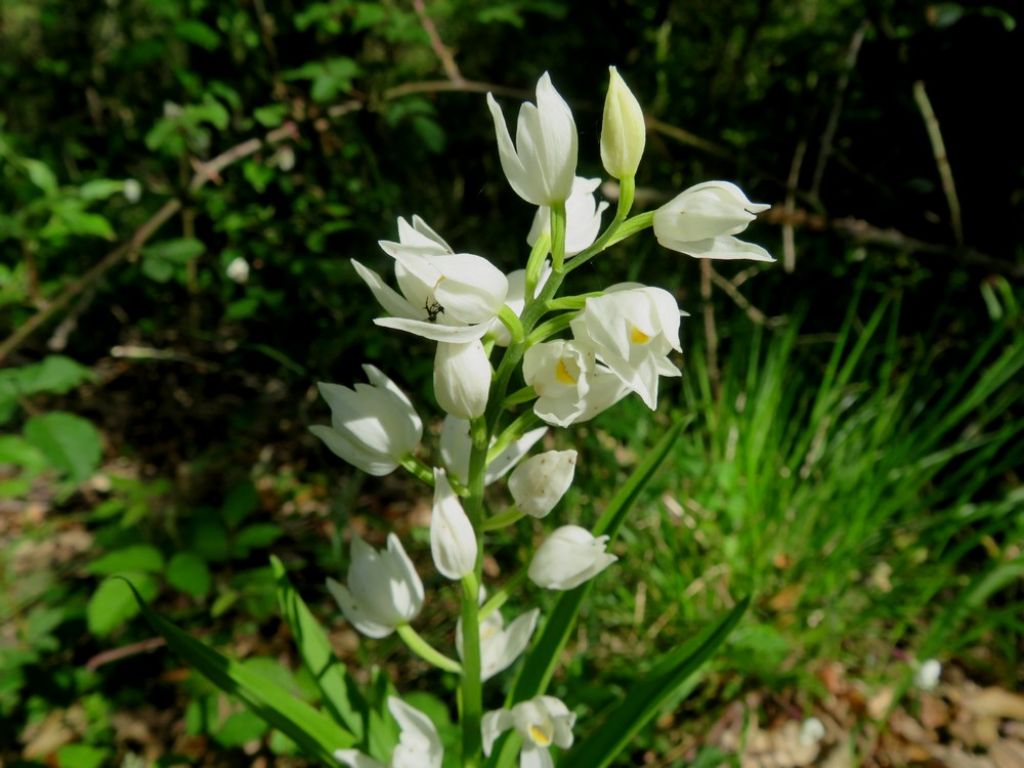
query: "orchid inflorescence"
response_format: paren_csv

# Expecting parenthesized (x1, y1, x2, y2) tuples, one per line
(313, 67, 770, 768)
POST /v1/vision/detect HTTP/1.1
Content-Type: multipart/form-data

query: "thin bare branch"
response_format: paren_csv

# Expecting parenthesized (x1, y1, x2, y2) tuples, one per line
(708, 266, 786, 328)
(783, 139, 807, 273)
(913, 80, 964, 247)
(85, 637, 166, 671)
(412, 0, 463, 84)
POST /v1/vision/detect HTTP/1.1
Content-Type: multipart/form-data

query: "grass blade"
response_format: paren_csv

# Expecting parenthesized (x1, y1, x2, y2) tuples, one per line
(120, 577, 354, 762)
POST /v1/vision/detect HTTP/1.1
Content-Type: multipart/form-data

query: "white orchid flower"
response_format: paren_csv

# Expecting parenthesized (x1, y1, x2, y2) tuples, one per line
(570, 284, 683, 410)
(482, 696, 575, 768)
(326, 534, 424, 639)
(508, 450, 577, 518)
(457, 607, 540, 682)
(310, 365, 422, 476)
(430, 468, 477, 580)
(353, 216, 509, 343)
(653, 181, 772, 261)
(440, 415, 548, 486)
(487, 72, 578, 206)
(522, 340, 629, 427)
(528, 525, 617, 590)
(526, 177, 608, 257)
(335, 696, 442, 768)
(601, 66, 646, 180)
(434, 339, 491, 419)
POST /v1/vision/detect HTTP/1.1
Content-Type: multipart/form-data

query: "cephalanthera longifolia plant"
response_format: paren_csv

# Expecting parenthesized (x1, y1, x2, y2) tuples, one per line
(127, 69, 768, 767)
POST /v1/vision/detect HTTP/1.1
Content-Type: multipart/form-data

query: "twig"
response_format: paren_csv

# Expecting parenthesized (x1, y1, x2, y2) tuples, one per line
(783, 139, 807, 273)
(382, 78, 529, 101)
(913, 80, 964, 247)
(85, 637, 166, 671)
(810, 21, 868, 199)
(412, 0, 463, 84)
(645, 115, 732, 160)
(708, 266, 786, 328)
(700, 260, 721, 399)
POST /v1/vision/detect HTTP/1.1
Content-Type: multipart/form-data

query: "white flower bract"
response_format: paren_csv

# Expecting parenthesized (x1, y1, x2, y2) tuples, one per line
(310, 365, 422, 476)
(653, 180, 772, 261)
(335, 696, 443, 768)
(487, 72, 578, 206)
(526, 177, 608, 257)
(430, 468, 478, 580)
(327, 534, 424, 639)
(528, 525, 617, 590)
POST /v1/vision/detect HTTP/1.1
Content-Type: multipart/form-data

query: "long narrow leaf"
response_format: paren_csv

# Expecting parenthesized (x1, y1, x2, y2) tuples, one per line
(562, 597, 749, 768)
(491, 422, 685, 768)
(270, 556, 367, 740)
(121, 578, 354, 762)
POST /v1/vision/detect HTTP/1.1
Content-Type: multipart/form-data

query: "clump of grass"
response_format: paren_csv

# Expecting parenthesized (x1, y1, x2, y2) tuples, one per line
(581, 286, 1023, 687)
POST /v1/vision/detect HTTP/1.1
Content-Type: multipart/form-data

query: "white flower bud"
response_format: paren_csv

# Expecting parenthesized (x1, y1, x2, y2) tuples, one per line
(336, 696, 443, 768)
(326, 534, 423, 638)
(528, 525, 617, 590)
(430, 468, 477, 580)
(601, 66, 646, 180)
(226, 256, 250, 284)
(433, 340, 491, 419)
(914, 659, 942, 691)
(653, 181, 773, 261)
(508, 450, 577, 518)
(440, 416, 548, 486)
(487, 72, 578, 206)
(310, 365, 422, 476)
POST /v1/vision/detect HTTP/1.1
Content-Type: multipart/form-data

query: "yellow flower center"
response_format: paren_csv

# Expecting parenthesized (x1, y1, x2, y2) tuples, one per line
(630, 326, 651, 345)
(555, 359, 577, 385)
(529, 724, 553, 747)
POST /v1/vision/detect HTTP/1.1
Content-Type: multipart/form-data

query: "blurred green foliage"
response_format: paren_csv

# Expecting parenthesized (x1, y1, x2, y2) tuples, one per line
(1, 0, 1021, 764)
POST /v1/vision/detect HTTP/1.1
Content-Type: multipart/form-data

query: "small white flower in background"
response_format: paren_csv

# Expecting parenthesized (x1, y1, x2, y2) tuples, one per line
(528, 525, 617, 590)
(522, 340, 629, 427)
(798, 717, 826, 747)
(653, 180, 773, 261)
(434, 340, 491, 419)
(335, 696, 442, 768)
(457, 607, 540, 682)
(430, 469, 478, 580)
(482, 696, 575, 767)
(440, 415, 547, 486)
(570, 284, 682, 410)
(310, 365, 422, 476)
(225, 256, 250, 284)
(326, 534, 424, 639)
(122, 178, 142, 203)
(600, 66, 646, 180)
(490, 264, 552, 346)
(508, 450, 577, 518)
(487, 72, 578, 206)
(352, 216, 509, 343)
(914, 658, 942, 691)
(527, 177, 609, 257)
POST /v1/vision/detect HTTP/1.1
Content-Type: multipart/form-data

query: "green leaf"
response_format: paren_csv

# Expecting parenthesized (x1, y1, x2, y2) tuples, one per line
(254, 104, 288, 128)
(270, 556, 367, 741)
(89, 545, 165, 575)
(493, 421, 685, 768)
(223, 481, 259, 528)
(57, 744, 110, 768)
(562, 598, 749, 768)
(505, 422, 684, 702)
(21, 158, 57, 194)
(87, 573, 158, 636)
(167, 552, 212, 598)
(142, 238, 206, 263)
(0, 435, 48, 472)
(234, 523, 283, 554)
(78, 179, 126, 201)
(23, 411, 103, 485)
(174, 20, 221, 50)
(122, 577, 355, 760)
(216, 708, 268, 747)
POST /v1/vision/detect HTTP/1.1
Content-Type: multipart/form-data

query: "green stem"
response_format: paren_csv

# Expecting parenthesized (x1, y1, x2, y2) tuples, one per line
(502, 385, 537, 409)
(567, 210, 654, 274)
(526, 312, 575, 346)
(480, 567, 529, 620)
(396, 624, 463, 674)
(550, 202, 567, 273)
(400, 455, 434, 485)
(524, 230, 551, 304)
(497, 304, 525, 345)
(488, 409, 542, 464)
(481, 507, 525, 532)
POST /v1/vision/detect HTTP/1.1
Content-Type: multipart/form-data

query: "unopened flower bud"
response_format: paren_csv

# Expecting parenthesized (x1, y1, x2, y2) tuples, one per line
(434, 340, 491, 419)
(601, 66, 646, 180)
(508, 450, 577, 518)
(430, 468, 477, 580)
(528, 525, 616, 590)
